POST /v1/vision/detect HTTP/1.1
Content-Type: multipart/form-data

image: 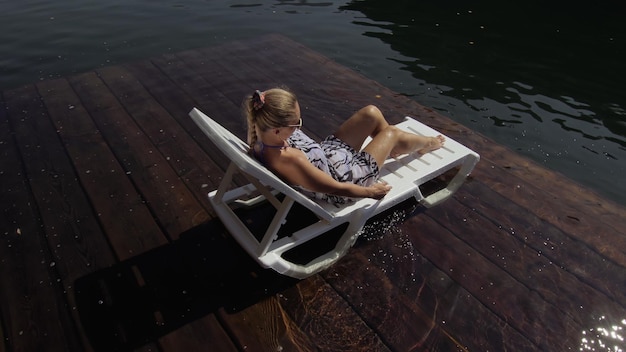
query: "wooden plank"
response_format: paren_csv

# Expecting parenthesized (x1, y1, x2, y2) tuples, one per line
(122, 59, 214, 122)
(196, 36, 369, 138)
(151, 35, 349, 144)
(95, 65, 217, 220)
(36, 78, 168, 260)
(325, 229, 538, 351)
(216, 297, 316, 352)
(354, 195, 617, 350)
(434, 184, 622, 326)
(164, 45, 310, 195)
(241, 34, 404, 124)
(67, 71, 204, 240)
(399, 207, 583, 350)
(321, 253, 469, 351)
(189, 44, 333, 142)
(161, 48, 255, 137)
(159, 315, 237, 352)
(4, 83, 120, 352)
(467, 156, 626, 266)
(0, 321, 5, 352)
(344, 202, 539, 351)
(0, 89, 82, 351)
(134, 343, 160, 352)
(157, 47, 239, 113)
(172, 221, 313, 352)
(415, 258, 538, 351)
(467, 126, 626, 225)
(149, 218, 300, 352)
(139, 50, 251, 188)
(72, 217, 296, 351)
(147, 50, 244, 136)
(122, 58, 244, 186)
(454, 181, 626, 307)
(277, 275, 392, 351)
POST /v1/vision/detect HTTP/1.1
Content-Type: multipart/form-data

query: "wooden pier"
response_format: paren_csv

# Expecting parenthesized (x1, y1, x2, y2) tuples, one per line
(1, 34, 625, 352)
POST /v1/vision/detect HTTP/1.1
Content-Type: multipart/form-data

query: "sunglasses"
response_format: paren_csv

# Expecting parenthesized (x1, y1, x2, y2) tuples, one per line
(285, 118, 303, 129)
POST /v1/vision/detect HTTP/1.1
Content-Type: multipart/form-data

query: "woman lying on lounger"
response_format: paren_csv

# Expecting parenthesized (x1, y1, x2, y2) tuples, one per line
(243, 87, 444, 205)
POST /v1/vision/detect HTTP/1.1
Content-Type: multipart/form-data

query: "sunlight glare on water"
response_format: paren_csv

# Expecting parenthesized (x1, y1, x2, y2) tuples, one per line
(580, 316, 626, 352)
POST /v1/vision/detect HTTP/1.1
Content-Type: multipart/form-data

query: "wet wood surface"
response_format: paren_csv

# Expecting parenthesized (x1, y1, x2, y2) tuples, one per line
(1, 34, 625, 352)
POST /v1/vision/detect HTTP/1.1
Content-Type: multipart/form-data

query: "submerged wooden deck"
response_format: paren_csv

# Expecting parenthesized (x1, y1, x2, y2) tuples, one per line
(1, 34, 625, 352)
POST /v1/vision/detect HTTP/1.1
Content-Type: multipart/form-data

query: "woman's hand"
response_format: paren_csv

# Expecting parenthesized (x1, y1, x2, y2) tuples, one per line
(368, 181, 392, 199)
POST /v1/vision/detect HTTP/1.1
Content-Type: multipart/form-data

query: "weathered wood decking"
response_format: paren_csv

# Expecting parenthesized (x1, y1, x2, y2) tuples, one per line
(1, 34, 625, 352)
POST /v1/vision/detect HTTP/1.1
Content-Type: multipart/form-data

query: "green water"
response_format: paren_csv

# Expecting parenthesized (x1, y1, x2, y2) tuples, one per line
(1, 0, 624, 205)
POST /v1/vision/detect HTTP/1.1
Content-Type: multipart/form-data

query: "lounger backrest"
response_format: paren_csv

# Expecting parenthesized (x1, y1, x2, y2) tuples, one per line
(189, 108, 334, 220)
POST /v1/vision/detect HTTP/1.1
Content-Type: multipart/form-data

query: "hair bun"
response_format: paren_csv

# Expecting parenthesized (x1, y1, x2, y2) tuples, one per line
(252, 90, 265, 110)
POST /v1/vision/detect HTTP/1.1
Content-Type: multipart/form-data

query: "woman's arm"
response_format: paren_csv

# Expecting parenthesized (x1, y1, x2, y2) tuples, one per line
(270, 148, 391, 199)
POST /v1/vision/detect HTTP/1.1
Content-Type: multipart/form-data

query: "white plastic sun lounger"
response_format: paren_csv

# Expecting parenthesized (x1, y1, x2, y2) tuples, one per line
(189, 107, 479, 279)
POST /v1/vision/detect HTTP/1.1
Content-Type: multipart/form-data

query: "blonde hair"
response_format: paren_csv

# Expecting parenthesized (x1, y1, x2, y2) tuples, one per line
(243, 87, 298, 147)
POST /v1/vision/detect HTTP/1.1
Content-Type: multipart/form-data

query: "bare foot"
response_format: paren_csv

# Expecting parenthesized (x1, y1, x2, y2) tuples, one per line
(417, 135, 445, 154)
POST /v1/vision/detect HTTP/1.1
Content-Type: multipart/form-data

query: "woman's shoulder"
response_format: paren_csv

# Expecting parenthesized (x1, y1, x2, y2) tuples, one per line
(263, 147, 312, 182)
(263, 144, 307, 166)
(281, 146, 310, 164)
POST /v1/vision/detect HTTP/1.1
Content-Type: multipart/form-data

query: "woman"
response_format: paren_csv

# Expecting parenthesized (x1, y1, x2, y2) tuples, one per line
(244, 87, 445, 205)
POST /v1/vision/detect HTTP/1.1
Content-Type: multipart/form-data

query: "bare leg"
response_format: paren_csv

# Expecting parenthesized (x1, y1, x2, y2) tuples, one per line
(363, 126, 444, 166)
(334, 105, 444, 166)
(416, 135, 446, 154)
(332, 105, 390, 150)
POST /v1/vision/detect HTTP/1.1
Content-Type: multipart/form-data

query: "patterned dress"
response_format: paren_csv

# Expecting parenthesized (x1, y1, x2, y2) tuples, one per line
(256, 129, 379, 205)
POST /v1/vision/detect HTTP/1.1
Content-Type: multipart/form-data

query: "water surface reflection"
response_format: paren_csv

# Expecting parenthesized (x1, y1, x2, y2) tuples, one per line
(580, 316, 626, 352)
(340, 0, 626, 204)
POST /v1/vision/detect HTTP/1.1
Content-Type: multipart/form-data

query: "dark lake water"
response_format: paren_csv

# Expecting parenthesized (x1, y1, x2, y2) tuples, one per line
(1, 0, 625, 205)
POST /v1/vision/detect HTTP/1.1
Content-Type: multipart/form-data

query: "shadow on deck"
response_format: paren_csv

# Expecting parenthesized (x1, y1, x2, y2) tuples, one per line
(74, 218, 297, 352)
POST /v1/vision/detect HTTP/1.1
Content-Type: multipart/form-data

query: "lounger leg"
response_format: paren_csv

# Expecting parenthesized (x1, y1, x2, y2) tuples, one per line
(421, 153, 479, 207)
(213, 162, 238, 204)
(243, 173, 283, 209)
(257, 197, 296, 257)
